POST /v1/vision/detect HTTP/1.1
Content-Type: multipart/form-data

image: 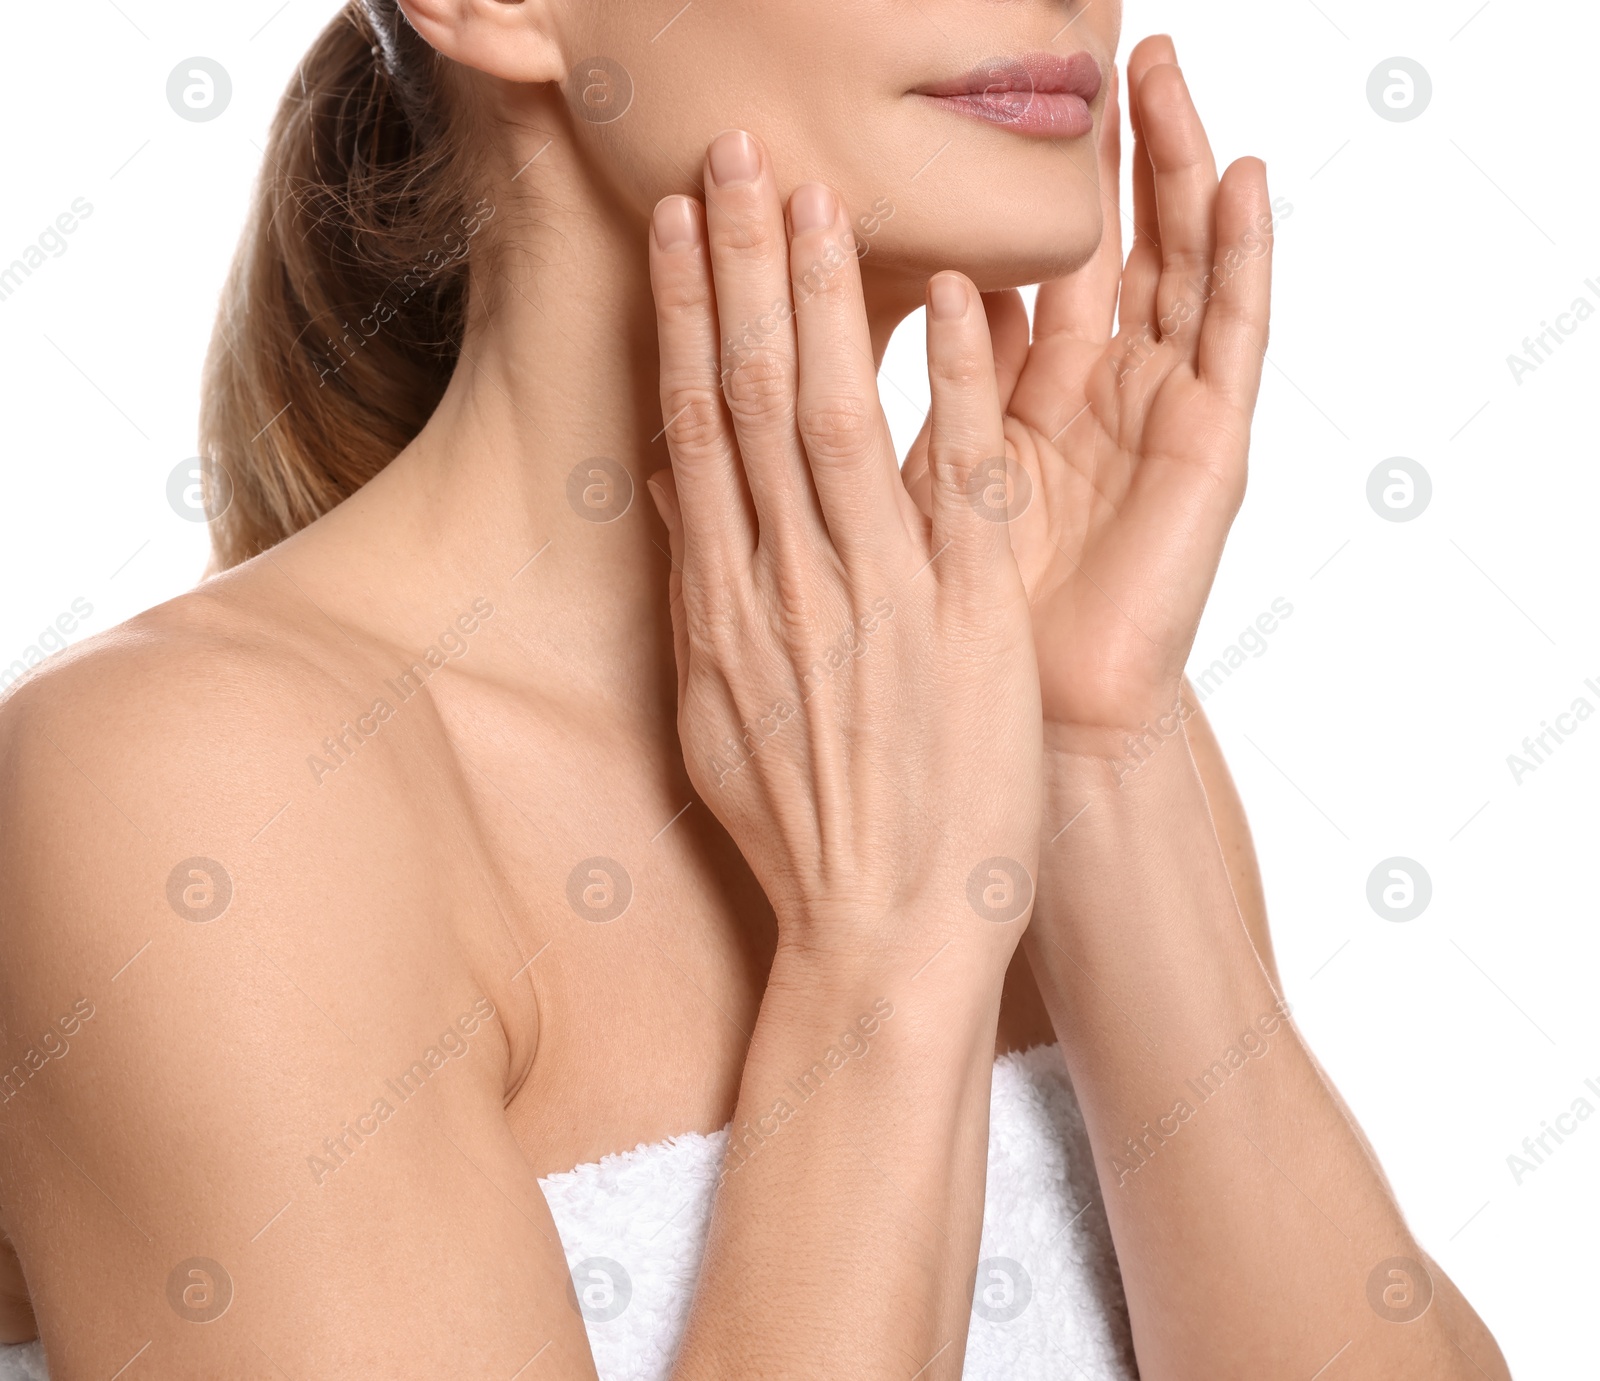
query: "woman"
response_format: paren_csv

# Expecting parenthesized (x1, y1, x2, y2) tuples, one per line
(0, 0, 1508, 1377)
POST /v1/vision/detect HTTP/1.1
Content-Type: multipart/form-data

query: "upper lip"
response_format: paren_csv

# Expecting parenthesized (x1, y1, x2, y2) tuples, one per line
(915, 51, 1103, 103)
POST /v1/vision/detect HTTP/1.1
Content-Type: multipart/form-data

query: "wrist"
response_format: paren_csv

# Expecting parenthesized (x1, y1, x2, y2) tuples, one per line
(1041, 714, 1206, 851)
(765, 922, 1009, 1049)
(771, 878, 1032, 980)
(1041, 682, 1198, 785)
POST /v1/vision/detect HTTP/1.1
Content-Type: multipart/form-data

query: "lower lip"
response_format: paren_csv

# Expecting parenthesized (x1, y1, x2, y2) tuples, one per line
(917, 89, 1094, 140)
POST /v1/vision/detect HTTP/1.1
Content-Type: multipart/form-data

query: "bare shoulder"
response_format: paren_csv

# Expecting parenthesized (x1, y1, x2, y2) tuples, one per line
(2, 575, 377, 911)
(2, 565, 353, 757)
(0, 567, 496, 997)
(0, 574, 582, 1374)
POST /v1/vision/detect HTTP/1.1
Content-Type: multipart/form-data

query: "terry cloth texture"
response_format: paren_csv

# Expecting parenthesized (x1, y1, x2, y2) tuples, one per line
(0, 1043, 1136, 1379)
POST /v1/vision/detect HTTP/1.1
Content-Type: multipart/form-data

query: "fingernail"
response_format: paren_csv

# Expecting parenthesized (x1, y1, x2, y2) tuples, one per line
(646, 475, 679, 526)
(789, 183, 836, 234)
(708, 130, 760, 187)
(653, 195, 699, 250)
(928, 273, 968, 321)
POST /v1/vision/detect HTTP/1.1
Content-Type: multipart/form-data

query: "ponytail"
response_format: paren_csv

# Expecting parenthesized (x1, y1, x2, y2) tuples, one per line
(200, 0, 483, 569)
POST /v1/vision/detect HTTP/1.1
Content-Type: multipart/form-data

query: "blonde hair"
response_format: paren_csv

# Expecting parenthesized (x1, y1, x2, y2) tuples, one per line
(200, 0, 485, 568)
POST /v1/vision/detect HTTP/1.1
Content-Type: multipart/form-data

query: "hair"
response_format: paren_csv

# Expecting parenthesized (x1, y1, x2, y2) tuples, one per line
(200, 0, 485, 570)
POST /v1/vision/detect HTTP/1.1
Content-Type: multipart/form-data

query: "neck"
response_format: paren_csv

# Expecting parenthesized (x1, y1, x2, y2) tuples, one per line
(313, 116, 918, 729)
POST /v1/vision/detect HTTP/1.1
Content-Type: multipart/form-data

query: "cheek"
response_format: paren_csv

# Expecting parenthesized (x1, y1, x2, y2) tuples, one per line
(554, 1, 1119, 289)
(557, 2, 896, 212)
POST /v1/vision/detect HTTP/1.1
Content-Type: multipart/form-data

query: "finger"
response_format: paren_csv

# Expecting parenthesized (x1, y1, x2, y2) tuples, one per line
(1197, 158, 1273, 412)
(786, 181, 922, 570)
(1119, 39, 1170, 334)
(984, 289, 1031, 408)
(1126, 36, 1173, 254)
(1034, 65, 1124, 345)
(1138, 60, 1220, 351)
(923, 272, 1014, 584)
(647, 469, 691, 711)
(901, 289, 1025, 521)
(649, 193, 757, 576)
(702, 130, 826, 558)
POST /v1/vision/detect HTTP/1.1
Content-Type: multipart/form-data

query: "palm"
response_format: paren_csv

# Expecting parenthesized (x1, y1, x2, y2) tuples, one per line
(1003, 307, 1252, 729)
(906, 39, 1272, 731)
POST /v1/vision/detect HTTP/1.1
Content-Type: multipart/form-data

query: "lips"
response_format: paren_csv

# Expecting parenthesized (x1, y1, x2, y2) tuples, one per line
(914, 51, 1103, 139)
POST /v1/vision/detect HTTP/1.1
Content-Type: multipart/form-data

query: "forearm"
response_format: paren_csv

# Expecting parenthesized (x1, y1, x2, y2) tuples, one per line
(673, 939, 1002, 1380)
(1174, 679, 1279, 990)
(1024, 721, 1507, 1380)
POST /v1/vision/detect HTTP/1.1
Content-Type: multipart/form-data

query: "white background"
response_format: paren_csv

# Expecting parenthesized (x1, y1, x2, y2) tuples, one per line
(1, 0, 1592, 1374)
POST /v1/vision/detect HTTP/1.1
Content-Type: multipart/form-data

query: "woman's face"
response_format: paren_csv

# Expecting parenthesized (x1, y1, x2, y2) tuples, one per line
(553, 0, 1123, 300)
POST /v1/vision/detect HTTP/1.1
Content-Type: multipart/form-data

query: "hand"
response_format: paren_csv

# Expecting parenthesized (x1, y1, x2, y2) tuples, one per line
(905, 36, 1274, 737)
(645, 131, 1043, 971)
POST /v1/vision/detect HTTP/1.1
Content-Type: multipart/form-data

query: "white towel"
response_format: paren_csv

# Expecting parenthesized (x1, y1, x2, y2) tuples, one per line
(536, 1041, 1135, 1379)
(0, 1043, 1135, 1379)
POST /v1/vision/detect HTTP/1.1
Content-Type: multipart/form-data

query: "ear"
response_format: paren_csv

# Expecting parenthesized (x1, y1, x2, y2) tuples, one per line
(398, 0, 565, 84)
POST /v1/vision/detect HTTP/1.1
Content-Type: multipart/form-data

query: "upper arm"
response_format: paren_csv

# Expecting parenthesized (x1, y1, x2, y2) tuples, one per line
(0, 636, 593, 1379)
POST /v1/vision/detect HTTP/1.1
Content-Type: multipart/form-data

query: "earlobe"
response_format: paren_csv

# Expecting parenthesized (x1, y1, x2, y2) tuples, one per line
(397, 0, 566, 84)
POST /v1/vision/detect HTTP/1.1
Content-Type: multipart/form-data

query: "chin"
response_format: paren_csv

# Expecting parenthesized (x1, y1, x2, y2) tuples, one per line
(864, 199, 1105, 300)
(842, 103, 1107, 298)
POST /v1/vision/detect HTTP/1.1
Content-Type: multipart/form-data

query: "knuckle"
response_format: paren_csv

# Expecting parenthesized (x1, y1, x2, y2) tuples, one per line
(653, 271, 710, 316)
(791, 242, 854, 306)
(722, 351, 795, 427)
(659, 383, 726, 457)
(929, 349, 987, 392)
(927, 446, 981, 496)
(716, 212, 782, 259)
(796, 396, 877, 466)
